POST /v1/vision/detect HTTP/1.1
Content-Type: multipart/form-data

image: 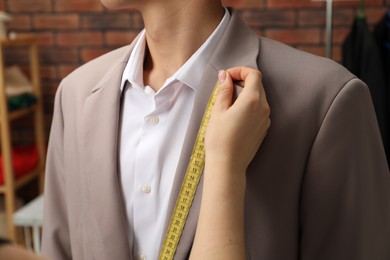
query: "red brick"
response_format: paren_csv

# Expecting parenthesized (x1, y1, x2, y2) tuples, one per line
(58, 65, 77, 79)
(129, 13, 144, 30)
(4, 48, 29, 64)
(301, 44, 341, 62)
(36, 32, 55, 47)
(333, 9, 356, 26)
(42, 82, 61, 96)
(222, 0, 265, 8)
(8, 0, 52, 12)
(105, 31, 139, 46)
(298, 9, 354, 27)
(81, 14, 131, 29)
(331, 46, 342, 62)
(39, 48, 79, 64)
(57, 32, 103, 47)
(55, 0, 104, 12)
(327, 28, 350, 44)
(81, 48, 111, 63)
(16, 32, 54, 46)
(2, 0, 388, 139)
(268, 0, 322, 9)
(268, 0, 382, 9)
(265, 29, 321, 45)
(364, 8, 388, 25)
(239, 10, 296, 28)
(105, 10, 144, 29)
(332, 0, 383, 7)
(39, 65, 58, 81)
(8, 15, 31, 31)
(33, 15, 79, 30)
(298, 10, 325, 27)
(297, 45, 326, 57)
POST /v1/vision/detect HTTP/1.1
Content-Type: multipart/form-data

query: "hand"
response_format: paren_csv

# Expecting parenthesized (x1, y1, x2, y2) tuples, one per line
(0, 244, 48, 260)
(205, 67, 270, 173)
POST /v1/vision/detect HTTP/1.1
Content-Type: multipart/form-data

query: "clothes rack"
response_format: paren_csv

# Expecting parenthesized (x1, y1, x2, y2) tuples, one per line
(312, 0, 363, 58)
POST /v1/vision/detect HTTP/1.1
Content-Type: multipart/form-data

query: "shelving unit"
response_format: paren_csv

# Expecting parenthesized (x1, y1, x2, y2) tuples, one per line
(0, 36, 45, 241)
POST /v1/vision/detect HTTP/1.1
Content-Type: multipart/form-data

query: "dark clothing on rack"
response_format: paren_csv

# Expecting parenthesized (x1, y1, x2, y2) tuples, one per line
(342, 17, 389, 167)
(374, 10, 390, 165)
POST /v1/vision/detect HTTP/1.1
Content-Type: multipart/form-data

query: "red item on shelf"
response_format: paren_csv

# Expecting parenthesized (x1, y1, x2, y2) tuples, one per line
(0, 144, 39, 185)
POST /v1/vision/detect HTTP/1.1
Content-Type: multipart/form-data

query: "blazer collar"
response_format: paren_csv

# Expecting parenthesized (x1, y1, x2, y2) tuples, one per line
(164, 10, 260, 259)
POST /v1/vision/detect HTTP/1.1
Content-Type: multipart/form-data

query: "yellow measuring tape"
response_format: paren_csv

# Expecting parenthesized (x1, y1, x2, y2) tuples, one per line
(159, 84, 219, 260)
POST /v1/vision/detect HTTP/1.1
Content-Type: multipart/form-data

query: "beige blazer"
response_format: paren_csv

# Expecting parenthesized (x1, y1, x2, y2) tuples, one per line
(42, 11, 390, 260)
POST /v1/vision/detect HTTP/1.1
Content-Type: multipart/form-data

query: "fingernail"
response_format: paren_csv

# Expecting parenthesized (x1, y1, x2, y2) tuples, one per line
(218, 70, 226, 84)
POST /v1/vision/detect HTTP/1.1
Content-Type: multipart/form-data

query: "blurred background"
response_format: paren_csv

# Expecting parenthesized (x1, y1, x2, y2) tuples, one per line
(0, 0, 388, 252)
(0, 0, 388, 143)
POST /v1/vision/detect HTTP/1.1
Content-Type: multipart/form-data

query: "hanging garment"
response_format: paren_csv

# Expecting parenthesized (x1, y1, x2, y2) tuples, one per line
(373, 10, 390, 166)
(342, 17, 389, 166)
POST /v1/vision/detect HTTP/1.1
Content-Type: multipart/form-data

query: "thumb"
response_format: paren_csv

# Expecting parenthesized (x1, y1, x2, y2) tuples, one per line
(214, 70, 234, 111)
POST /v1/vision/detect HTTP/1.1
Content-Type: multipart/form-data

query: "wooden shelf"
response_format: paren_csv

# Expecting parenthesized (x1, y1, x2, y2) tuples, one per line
(9, 104, 37, 121)
(0, 36, 46, 241)
(0, 37, 36, 47)
(0, 104, 37, 123)
(0, 167, 40, 193)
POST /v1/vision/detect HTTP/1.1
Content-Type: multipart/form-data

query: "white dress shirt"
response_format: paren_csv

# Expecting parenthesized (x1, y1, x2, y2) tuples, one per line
(119, 9, 230, 260)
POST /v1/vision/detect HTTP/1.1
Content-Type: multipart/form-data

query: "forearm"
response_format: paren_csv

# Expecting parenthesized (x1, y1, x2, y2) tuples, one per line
(190, 68, 269, 259)
(190, 161, 247, 260)
(0, 240, 47, 260)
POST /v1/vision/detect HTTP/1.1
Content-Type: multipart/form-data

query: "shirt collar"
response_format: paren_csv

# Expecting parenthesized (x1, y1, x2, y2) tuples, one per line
(121, 8, 230, 93)
(120, 30, 146, 92)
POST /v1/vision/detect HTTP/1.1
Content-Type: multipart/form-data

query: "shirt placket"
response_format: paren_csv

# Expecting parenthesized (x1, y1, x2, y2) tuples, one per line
(132, 89, 168, 260)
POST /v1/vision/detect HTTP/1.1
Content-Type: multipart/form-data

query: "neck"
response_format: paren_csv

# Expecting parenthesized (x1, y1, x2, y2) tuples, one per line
(138, 0, 224, 91)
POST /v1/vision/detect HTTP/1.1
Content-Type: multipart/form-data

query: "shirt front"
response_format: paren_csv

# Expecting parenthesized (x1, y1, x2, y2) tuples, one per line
(119, 9, 230, 260)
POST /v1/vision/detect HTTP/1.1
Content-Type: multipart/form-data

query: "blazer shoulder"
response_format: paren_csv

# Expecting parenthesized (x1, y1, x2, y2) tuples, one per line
(258, 36, 356, 88)
(258, 36, 361, 111)
(257, 37, 370, 140)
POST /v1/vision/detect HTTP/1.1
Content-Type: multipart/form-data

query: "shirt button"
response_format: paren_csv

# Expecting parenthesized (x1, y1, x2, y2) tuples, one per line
(138, 254, 147, 260)
(148, 115, 159, 125)
(141, 185, 151, 194)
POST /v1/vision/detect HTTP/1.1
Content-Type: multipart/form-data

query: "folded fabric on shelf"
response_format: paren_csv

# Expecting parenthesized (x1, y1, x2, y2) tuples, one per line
(7, 93, 37, 111)
(4, 66, 34, 98)
(0, 144, 39, 185)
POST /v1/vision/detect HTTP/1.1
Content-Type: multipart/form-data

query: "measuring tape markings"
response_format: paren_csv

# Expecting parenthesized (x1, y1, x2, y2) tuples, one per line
(159, 84, 219, 260)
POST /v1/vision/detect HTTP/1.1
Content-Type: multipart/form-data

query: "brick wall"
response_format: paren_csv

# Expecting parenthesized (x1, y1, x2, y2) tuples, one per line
(0, 0, 389, 142)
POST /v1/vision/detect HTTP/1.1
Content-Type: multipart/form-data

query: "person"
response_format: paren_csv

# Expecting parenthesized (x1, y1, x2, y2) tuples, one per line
(42, 0, 390, 260)
(190, 68, 270, 260)
(0, 238, 47, 260)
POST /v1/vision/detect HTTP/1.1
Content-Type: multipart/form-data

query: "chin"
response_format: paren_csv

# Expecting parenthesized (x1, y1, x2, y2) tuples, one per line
(99, 0, 133, 9)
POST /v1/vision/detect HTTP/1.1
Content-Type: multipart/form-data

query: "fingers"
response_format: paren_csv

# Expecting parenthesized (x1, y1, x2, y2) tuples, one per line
(214, 67, 269, 121)
(227, 67, 264, 96)
(214, 70, 234, 111)
(227, 67, 262, 86)
(225, 67, 267, 111)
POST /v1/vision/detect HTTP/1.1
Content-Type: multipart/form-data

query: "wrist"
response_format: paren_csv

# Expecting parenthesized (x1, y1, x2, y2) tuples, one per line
(205, 155, 248, 176)
(203, 160, 247, 196)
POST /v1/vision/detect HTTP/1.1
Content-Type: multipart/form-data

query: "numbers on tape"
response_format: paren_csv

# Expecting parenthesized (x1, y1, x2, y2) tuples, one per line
(159, 84, 219, 260)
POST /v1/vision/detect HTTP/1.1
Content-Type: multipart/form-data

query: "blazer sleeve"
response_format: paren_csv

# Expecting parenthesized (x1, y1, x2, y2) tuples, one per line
(41, 84, 72, 259)
(299, 78, 390, 260)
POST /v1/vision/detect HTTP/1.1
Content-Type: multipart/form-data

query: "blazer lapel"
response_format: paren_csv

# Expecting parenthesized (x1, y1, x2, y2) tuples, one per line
(163, 10, 261, 259)
(80, 48, 134, 260)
